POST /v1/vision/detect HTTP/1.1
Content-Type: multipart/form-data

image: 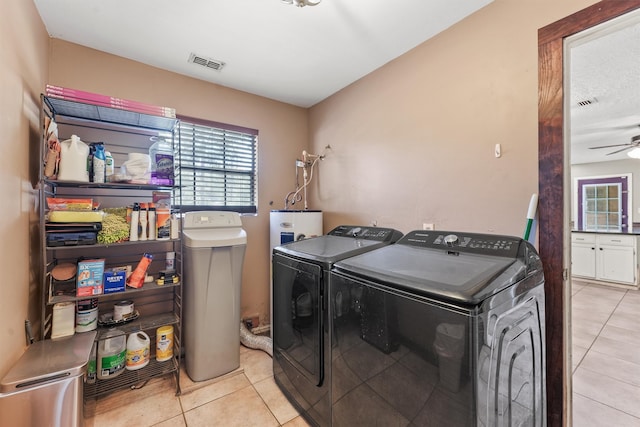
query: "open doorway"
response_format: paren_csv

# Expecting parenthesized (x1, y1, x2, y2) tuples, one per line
(565, 9, 640, 424)
(538, 1, 640, 425)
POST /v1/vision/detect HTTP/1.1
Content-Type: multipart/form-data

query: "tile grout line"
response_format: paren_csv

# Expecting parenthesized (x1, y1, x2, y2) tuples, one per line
(573, 390, 640, 422)
(576, 287, 640, 389)
(570, 283, 598, 371)
(572, 284, 640, 422)
(572, 283, 627, 372)
(251, 381, 287, 426)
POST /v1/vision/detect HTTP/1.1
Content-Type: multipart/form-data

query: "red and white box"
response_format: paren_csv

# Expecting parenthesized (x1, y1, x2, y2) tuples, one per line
(76, 259, 105, 297)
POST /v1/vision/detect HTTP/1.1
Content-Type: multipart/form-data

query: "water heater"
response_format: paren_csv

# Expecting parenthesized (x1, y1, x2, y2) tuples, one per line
(269, 210, 323, 252)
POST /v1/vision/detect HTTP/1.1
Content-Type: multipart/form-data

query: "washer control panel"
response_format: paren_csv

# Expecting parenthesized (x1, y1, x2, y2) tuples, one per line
(328, 225, 403, 242)
(399, 230, 521, 257)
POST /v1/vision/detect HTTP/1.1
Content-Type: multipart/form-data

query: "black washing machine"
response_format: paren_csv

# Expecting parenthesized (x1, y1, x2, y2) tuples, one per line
(272, 225, 403, 427)
(329, 230, 546, 427)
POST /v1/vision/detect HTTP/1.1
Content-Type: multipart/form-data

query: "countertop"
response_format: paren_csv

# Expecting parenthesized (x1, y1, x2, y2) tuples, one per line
(572, 229, 640, 235)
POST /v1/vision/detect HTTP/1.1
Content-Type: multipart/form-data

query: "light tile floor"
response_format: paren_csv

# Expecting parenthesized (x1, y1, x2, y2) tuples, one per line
(85, 345, 310, 427)
(86, 283, 640, 427)
(572, 280, 640, 426)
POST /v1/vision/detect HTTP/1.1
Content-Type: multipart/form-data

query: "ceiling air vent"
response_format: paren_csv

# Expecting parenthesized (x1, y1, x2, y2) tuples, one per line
(188, 53, 225, 71)
(577, 97, 598, 107)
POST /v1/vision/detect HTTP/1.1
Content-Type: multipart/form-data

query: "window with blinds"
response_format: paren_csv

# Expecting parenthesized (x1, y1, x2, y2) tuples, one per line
(174, 116, 258, 214)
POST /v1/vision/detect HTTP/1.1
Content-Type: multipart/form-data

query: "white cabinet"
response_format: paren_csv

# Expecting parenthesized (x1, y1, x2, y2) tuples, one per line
(596, 235, 637, 284)
(571, 233, 596, 279)
(571, 232, 638, 287)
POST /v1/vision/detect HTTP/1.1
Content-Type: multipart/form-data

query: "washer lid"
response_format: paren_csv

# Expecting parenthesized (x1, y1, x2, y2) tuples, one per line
(273, 225, 403, 266)
(333, 243, 533, 305)
(274, 235, 387, 265)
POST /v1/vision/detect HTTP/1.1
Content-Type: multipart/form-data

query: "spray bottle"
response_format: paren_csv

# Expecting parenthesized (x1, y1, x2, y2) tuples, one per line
(105, 150, 114, 178)
(93, 143, 106, 183)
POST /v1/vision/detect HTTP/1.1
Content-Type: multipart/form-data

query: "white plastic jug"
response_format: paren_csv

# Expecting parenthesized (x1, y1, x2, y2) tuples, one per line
(126, 331, 150, 370)
(58, 134, 89, 182)
(149, 137, 174, 185)
(97, 328, 126, 380)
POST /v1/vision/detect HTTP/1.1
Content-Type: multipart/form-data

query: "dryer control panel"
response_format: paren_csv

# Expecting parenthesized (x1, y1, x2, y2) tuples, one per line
(328, 225, 403, 242)
(399, 230, 522, 258)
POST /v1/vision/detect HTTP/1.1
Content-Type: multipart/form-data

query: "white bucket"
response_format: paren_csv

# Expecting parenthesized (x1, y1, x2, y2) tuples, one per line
(76, 307, 98, 333)
(113, 300, 134, 321)
(126, 331, 150, 370)
(76, 298, 98, 333)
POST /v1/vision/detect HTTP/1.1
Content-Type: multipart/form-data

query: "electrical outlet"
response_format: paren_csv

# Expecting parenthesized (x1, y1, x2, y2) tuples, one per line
(244, 315, 259, 330)
(423, 223, 435, 230)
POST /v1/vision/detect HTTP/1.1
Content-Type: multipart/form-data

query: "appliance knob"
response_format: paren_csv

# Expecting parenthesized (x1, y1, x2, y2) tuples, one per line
(444, 234, 459, 246)
(351, 227, 362, 237)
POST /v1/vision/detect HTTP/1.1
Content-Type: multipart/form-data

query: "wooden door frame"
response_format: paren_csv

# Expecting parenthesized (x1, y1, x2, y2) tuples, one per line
(538, 1, 640, 425)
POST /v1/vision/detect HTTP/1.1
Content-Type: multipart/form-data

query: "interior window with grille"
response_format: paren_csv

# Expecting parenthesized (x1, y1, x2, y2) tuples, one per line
(173, 116, 258, 214)
(577, 175, 629, 232)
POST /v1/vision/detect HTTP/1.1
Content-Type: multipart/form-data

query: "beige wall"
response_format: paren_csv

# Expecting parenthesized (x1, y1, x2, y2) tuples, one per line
(309, 0, 599, 236)
(48, 40, 309, 330)
(1, 0, 49, 376)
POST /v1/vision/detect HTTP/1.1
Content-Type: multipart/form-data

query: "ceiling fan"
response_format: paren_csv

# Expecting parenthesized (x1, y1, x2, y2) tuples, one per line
(589, 134, 640, 155)
(574, 120, 640, 136)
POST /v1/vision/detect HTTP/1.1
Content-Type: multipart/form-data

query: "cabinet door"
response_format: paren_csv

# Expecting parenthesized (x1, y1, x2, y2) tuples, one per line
(597, 245, 636, 284)
(571, 243, 596, 279)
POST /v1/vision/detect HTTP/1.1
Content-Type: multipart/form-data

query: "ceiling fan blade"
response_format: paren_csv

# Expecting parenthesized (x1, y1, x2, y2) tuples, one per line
(589, 143, 632, 149)
(606, 146, 633, 155)
(576, 123, 640, 134)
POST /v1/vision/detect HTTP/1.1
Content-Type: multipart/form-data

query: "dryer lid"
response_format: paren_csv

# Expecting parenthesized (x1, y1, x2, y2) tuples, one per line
(273, 225, 403, 265)
(274, 235, 384, 264)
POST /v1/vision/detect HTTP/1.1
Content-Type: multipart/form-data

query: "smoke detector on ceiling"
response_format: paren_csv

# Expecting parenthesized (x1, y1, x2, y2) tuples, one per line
(188, 53, 225, 71)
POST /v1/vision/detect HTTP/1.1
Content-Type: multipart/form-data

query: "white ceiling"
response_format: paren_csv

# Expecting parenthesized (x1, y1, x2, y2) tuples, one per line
(33, 0, 493, 108)
(569, 9, 640, 164)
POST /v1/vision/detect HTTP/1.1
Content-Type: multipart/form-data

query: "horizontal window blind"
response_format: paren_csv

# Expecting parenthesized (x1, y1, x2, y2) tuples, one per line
(175, 116, 258, 214)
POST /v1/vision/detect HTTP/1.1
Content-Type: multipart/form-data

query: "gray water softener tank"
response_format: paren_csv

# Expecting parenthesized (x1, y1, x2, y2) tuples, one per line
(182, 211, 247, 382)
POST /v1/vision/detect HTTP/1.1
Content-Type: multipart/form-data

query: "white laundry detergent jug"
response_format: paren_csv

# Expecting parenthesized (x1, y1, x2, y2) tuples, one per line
(58, 134, 89, 182)
(148, 137, 174, 185)
(126, 331, 150, 370)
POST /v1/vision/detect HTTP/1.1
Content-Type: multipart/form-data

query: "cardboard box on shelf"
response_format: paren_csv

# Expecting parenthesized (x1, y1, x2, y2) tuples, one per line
(103, 268, 126, 294)
(76, 259, 105, 297)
